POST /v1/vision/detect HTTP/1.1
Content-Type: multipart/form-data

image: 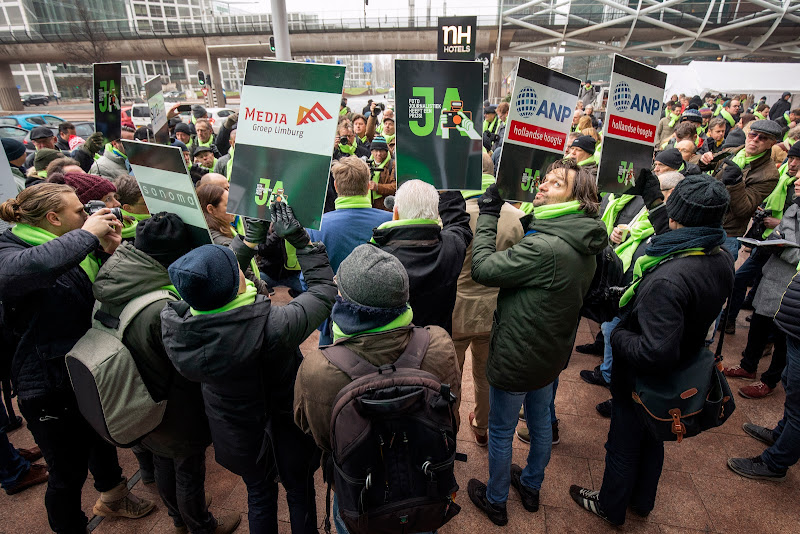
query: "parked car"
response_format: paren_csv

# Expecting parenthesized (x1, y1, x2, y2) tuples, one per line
(21, 94, 50, 106)
(0, 125, 28, 141)
(0, 113, 64, 131)
(120, 106, 135, 129)
(128, 103, 151, 128)
(205, 107, 236, 134)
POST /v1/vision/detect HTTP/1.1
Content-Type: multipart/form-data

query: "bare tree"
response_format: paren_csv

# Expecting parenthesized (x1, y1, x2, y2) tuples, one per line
(61, 1, 110, 65)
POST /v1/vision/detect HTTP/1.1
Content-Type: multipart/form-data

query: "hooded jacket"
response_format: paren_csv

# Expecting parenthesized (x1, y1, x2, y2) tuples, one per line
(160, 243, 336, 476)
(90, 147, 128, 180)
(471, 210, 608, 391)
(92, 242, 211, 458)
(371, 192, 473, 334)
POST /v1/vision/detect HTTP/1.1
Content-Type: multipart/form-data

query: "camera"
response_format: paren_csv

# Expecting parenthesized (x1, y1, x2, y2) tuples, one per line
(84, 200, 123, 222)
(375, 102, 385, 112)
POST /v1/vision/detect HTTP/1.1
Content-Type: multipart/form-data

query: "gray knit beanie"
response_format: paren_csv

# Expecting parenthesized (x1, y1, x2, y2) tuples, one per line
(666, 174, 730, 228)
(336, 244, 409, 309)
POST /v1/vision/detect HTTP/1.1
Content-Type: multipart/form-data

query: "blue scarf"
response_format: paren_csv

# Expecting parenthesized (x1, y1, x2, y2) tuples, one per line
(644, 226, 726, 258)
(330, 296, 409, 337)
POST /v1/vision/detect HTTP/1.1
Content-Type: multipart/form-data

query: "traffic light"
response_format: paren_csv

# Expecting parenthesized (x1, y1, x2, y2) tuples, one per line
(198, 70, 205, 86)
(269, 36, 275, 53)
(206, 73, 212, 86)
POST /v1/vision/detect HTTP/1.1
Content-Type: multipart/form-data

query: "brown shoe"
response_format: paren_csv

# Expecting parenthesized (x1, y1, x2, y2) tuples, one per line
(93, 490, 155, 519)
(5, 463, 48, 495)
(739, 381, 775, 399)
(213, 512, 241, 534)
(469, 412, 487, 447)
(18, 446, 43, 463)
(723, 365, 756, 380)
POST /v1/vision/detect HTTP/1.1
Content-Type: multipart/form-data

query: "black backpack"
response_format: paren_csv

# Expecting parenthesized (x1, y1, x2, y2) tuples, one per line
(321, 328, 462, 534)
(580, 245, 625, 324)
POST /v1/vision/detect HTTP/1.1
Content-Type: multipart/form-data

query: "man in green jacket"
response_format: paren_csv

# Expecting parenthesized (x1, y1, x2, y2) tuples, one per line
(467, 158, 607, 526)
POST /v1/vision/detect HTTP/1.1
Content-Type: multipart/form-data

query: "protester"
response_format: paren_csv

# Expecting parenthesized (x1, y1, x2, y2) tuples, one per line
(193, 145, 217, 171)
(90, 138, 130, 179)
(468, 158, 606, 525)
(71, 131, 106, 172)
(769, 91, 793, 121)
(162, 203, 336, 534)
(579, 80, 596, 108)
(24, 126, 57, 170)
(2, 138, 27, 192)
(371, 180, 472, 334)
(194, 119, 222, 158)
(113, 174, 150, 242)
(0, 183, 154, 532)
(717, 99, 741, 136)
(655, 102, 682, 146)
(54, 123, 76, 152)
(570, 174, 734, 525)
(566, 135, 598, 178)
(0, 402, 48, 496)
(366, 135, 396, 210)
(45, 157, 83, 178)
(30, 148, 64, 184)
(48, 171, 120, 209)
(700, 117, 728, 159)
(333, 121, 369, 161)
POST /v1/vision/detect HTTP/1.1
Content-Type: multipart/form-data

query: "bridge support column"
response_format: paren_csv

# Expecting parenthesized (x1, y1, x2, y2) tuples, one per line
(0, 63, 23, 112)
(208, 55, 224, 107)
(488, 55, 503, 104)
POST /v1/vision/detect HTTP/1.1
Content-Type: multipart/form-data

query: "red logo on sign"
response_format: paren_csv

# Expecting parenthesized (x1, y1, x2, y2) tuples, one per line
(606, 114, 657, 143)
(297, 102, 333, 125)
(507, 120, 566, 151)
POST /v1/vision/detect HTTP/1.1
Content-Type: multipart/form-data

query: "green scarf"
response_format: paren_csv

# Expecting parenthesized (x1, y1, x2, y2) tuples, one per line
(762, 163, 798, 237)
(339, 107, 348, 116)
(104, 143, 127, 160)
(338, 139, 357, 154)
(384, 133, 395, 144)
(12, 224, 101, 282)
(667, 111, 680, 128)
(619, 249, 704, 307)
(462, 173, 496, 199)
(754, 111, 766, 121)
(719, 108, 735, 127)
(371, 153, 391, 200)
(226, 146, 235, 181)
(731, 148, 764, 169)
(613, 208, 654, 272)
(334, 194, 372, 210)
(160, 284, 179, 296)
(785, 111, 791, 123)
(601, 194, 635, 234)
(483, 116, 498, 133)
(332, 305, 414, 343)
(577, 153, 597, 167)
(358, 134, 367, 144)
(519, 202, 533, 214)
(197, 136, 214, 148)
(120, 210, 150, 239)
(532, 200, 582, 220)
(190, 279, 257, 316)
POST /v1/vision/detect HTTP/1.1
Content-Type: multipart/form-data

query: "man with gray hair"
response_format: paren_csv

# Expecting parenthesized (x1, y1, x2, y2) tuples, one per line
(371, 179, 472, 334)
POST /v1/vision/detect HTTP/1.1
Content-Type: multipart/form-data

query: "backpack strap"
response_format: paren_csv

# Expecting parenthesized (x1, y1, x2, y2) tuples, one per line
(393, 327, 431, 370)
(92, 290, 177, 341)
(321, 327, 431, 380)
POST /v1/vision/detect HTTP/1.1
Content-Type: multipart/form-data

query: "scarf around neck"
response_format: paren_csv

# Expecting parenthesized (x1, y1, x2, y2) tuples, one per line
(532, 200, 582, 220)
(331, 296, 413, 342)
(601, 194, 635, 234)
(12, 224, 101, 282)
(335, 194, 372, 210)
(613, 207, 654, 272)
(190, 279, 257, 316)
(762, 163, 798, 236)
(731, 148, 765, 169)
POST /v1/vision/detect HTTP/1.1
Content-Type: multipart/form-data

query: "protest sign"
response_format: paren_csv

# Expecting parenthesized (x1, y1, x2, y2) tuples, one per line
(438, 16, 477, 60)
(145, 76, 169, 144)
(122, 140, 212, 247)
(0, 148, 19, 204)
(93, 63, 122, 143)
(227, 59, 345, 229)
(495, 59, 580, 202)
(597, 55, 667, 194)
(395, 59, 483, 190)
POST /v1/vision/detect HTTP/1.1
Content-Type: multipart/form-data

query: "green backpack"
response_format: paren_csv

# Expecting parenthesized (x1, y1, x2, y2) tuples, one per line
(66, 290, 176, 447)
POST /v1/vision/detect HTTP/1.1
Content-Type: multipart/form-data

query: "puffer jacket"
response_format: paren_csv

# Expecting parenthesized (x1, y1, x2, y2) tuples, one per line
(753, 203, 800, 317)
(161, 243, 336, 476)
(471, 210, 608, 392)
(92, 242, 211, 458)
(0, 229, 99, 400)
(90, 148, 128, 180)
(774, 272, 800, 341)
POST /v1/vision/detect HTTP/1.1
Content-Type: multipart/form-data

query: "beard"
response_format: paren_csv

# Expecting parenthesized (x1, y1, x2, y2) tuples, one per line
(532, 196, 547, 207)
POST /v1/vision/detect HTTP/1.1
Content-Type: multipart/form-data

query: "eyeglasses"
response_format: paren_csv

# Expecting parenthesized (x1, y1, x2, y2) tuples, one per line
(747, 131, 775, 142)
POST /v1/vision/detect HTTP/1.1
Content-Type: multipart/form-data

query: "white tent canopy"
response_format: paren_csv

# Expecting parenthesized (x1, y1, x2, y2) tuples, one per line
(656, 61, 800, 108)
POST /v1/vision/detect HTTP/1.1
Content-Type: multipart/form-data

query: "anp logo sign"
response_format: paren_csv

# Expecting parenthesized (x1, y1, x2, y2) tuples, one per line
(516, 87, 538, 118)
(437, 16, 477, 60)
(612, 82, 632, 112)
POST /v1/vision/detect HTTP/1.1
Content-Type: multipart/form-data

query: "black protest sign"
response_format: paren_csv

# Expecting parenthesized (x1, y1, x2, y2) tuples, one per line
(597, 55, 667, 194)
(438, 16, 477, 60)
(495, 59, 580, 202)
(395, 60, 483, 190)
(123, 140, 213, 248)
(145, 76, 169, 144)
(93, 63, 122, 143)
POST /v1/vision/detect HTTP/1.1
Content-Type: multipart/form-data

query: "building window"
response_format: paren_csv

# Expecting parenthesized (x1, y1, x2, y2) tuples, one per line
(149, 5, 162, 18)
(133, 3, 147, 17)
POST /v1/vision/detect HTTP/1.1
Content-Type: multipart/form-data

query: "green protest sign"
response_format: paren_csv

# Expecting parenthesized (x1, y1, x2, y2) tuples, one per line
(395, 60, 483, 190)
(227, 60, 345, 229)
(145, 76, 169, 144)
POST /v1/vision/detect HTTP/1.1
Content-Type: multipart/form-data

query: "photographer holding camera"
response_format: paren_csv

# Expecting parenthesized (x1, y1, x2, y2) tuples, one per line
(0, 183, 156, 533)
(366, 135, 396, 211)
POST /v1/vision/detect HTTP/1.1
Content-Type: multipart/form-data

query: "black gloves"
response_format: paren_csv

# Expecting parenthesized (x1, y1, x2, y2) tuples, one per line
(271, 201, 310, 249)
(224, 111, 239, 129)
(244, 217, 269, 245)
(720, 159, 744, 186)
(478, 183, 504, 218)
(83, 132, 104, 155)
(630, 169, 664, 208)
(189, 163, 209, 184)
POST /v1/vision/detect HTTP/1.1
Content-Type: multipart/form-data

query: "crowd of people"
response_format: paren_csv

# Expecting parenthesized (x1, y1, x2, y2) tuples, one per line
(0, 85, 799, 534)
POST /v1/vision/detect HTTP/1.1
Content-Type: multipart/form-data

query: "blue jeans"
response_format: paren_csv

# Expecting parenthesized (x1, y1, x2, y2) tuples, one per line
(332, 493, 435, 534)
(549, 378, 558, 425)
(600, 317, 622, 383)
(723, 236, 740, 263)
(487, 383, 554, 504)
(762, 335, 800, 472)
(725, 250, 768, 323)
(260, 272, 304, 294)
(0, 402, 30, 490)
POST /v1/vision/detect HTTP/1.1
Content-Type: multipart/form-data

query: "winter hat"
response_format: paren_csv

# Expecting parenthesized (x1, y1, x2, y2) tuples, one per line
(168, 244, 239, 311)
(570, 135, 596, 155)
(172, 140, 190, 153)
(134, 127, 153, 141)
(2, 138, 26, 161)
(722, 128, 746, 148)
(680, 109, 703, 124)
(749, 119, 783, 140)
(383, 115, 395, 124)
(788, 142, 800, 159)
(336, 244, 409, 309)
(699, 108, 713, 119)
(654, 148, 684, 171)
(56, 172, 116, 203)
(29, 126, 54, 140)
(135, 212, 192, 269)
(371, 135, 389, 151)
(484, 105, 497, 115)
(193, 145, 213, 157)
(34, 149, 64, 172)
(666, 173, 730, 228)
(174, 123, 192, 135)
(192, 105, 207, 119)
(68, 135, 85, 151)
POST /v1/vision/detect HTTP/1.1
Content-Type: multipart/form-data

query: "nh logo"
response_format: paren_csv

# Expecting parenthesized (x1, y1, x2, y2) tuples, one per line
(442, 25, 471, 45)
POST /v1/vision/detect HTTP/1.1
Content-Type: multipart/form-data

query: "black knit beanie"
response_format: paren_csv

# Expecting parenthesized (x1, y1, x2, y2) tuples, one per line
(135, 212, 193, 268)
(666, 174, 730, 228)
(654, 148, 684, 171)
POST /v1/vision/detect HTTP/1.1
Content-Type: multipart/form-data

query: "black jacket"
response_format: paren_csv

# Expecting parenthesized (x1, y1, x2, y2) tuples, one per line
(610, 249, 734, 399)
(371, 192, 472, 334)
(160, 243, 336, 476)
(770, 99, 791, 121)
(774, 272, 800, 341)
(0, 229, 99, 400)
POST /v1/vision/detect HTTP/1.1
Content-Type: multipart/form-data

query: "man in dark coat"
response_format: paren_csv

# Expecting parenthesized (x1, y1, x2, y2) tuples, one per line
(570, 175, 734, 525)
(371, 180, 472, 334)
(769, 92, 792, 121)
(161, 203, 337, 534)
